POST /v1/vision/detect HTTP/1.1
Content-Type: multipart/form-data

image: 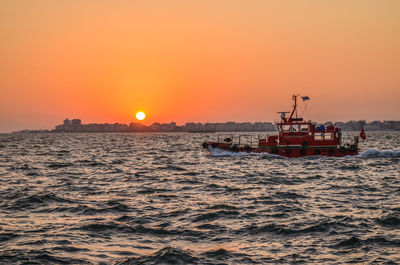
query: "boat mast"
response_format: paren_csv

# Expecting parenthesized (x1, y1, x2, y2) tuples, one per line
(289, 94, 298, 121)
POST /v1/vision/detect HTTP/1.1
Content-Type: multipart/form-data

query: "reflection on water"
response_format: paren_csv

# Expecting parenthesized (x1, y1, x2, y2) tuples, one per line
(0, 131, 399, 264)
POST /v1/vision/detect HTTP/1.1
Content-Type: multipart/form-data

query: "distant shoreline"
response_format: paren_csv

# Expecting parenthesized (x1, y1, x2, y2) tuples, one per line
(10, 130, 400, 135)
(11, 119, 400, 134)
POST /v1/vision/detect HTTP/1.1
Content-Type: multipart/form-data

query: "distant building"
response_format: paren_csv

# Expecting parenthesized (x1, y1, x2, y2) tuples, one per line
(63, 118, 71, 126)
(69, 119, 82, 131)
(55, 125, 65, 131)
(71, 119, 81, 126)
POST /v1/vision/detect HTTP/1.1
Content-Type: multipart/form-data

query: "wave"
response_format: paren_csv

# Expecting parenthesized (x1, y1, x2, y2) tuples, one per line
(357, 149, 400, 158)
(0, 249, 90, 265)
(202, 248, 255, 262)
(114, 246, 198, 265)
(335, 236, 363, 248)
(209, 147, 400, 158)
(76, 222, 204, 238)
(334, 235, 400, 248)
(208, 147, 284, 158)
(4, 192, 75, 210)
(273, 191, 307, 200)
(375, 215, 400, 228)
(0, 232, 20, 243)
(193, 209, 240, 222)
(243, 220, 353, 236)
(114, 246, 255, 265)
(51, 202, 131, 215)
(208, 204, 239, 210)
(47, 162, 73, 169)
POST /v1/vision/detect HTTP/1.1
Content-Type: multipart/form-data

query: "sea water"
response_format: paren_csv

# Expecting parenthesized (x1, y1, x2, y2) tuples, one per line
(0, 131, 399, 264)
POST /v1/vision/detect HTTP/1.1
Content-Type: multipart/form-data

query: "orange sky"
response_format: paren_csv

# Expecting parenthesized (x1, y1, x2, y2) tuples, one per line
(1, 0, 399, 132)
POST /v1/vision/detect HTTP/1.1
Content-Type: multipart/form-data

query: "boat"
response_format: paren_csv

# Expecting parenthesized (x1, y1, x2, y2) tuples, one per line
(202, 95, 364, 157)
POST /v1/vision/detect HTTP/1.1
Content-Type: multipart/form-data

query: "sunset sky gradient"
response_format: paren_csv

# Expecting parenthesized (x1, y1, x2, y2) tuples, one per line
(1, 0, 399, 132)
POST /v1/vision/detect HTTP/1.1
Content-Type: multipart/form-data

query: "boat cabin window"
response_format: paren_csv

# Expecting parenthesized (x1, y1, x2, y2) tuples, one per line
(314, 132, 323, 140)
(291, 124, 300, 132)
(324, 132, 333, 140)
(281, 124, 290, 132)
(300, 124, 309, 132)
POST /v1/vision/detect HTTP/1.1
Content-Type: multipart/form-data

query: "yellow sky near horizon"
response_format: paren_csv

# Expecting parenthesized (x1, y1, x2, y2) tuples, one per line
(0, 0, 399, 132)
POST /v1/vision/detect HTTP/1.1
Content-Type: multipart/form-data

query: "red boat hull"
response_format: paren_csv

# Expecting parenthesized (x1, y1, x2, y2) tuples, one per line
(204, 142, 358, 157)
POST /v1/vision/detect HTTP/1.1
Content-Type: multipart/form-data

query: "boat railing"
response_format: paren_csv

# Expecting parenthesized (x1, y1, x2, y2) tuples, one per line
(239, 135, 262, 147)
(238, 135, 252, 147)
(258, 134, 268, 140)
(216, 134, 234, 144)
(215, 134, 260, 147)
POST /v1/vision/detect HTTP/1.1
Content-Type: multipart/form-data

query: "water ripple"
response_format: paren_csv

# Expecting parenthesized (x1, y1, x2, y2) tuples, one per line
(0, 131, 399, 264)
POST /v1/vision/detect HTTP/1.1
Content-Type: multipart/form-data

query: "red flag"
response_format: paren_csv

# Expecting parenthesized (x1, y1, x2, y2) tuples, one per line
(360, 128, 366, 140)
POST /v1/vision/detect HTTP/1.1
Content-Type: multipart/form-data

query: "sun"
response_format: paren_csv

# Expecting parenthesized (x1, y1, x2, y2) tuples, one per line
(136, 111, 146, 121)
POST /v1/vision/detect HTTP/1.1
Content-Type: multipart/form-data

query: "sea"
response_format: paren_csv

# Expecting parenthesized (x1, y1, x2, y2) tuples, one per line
(0, 131, 399, 265)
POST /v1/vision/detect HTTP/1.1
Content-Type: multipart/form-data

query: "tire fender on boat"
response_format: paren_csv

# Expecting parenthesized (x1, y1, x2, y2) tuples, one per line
(232, 145, 239, 152)
(349, 145, 357, 152)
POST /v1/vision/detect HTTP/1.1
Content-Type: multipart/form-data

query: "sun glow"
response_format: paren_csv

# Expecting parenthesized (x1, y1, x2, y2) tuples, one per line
(136, 111, 146, 121)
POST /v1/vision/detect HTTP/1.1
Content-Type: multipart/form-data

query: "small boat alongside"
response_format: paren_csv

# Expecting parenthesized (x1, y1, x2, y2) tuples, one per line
(202, 95, 364, 157)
